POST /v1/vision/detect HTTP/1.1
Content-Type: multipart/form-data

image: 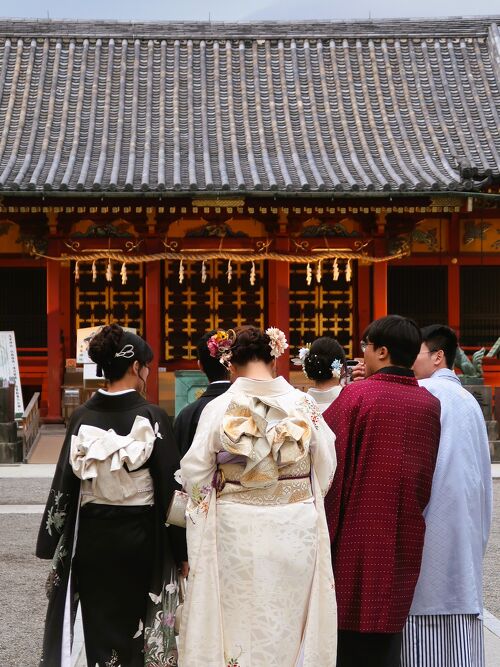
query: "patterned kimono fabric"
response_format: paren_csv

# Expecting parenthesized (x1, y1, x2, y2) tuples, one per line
(306, 385, 343, 413)
(401, 369, 493, 667)
(36, 390, 186, 667)
(323, 368, 441, 667)
(178, 376, 338, 667)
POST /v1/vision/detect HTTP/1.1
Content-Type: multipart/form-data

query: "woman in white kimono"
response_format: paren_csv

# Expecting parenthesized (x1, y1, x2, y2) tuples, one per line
(178, 325, 337, 667)
(297, 337, 347, 413)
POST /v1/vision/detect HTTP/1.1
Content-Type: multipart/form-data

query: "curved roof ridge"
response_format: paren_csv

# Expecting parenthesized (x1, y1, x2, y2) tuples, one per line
(0, 16, 499, 40)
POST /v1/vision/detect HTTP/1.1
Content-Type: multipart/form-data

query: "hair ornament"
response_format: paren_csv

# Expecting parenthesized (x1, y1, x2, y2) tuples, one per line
(115, 344, 135, 359)
(292, 346, 310, 365)
(330, 359, 343, 379)
(266, 327, 289, 358)
(292, 345, 311, 377)
(207, 329, 236, 366)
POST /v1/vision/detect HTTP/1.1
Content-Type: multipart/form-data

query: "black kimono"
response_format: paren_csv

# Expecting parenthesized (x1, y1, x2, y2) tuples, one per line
(173, 381, 231, 456)
(36, 390, 187, 667)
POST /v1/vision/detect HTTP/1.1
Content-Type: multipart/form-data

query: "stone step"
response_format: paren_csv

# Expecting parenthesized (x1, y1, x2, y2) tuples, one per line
(487, 421, 500, 441)
(490, 441, 500, 463)
(464, 385, 493, 421)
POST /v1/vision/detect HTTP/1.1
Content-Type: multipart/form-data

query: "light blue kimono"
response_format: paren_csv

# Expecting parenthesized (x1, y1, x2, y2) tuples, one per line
(410, 368, 492, 616)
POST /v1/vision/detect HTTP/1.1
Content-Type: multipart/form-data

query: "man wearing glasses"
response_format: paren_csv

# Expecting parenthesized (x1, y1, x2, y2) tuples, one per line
(401, 325, 492, 667)
(323, 315, 441, 667)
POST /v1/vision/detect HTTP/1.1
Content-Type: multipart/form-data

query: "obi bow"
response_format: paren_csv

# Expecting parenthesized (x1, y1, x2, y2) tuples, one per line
(70, 415, 156, 502)
(220, 395, 312, 489)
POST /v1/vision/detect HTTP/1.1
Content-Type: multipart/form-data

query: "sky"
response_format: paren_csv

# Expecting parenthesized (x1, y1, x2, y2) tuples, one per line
(1, 0, 498, 22)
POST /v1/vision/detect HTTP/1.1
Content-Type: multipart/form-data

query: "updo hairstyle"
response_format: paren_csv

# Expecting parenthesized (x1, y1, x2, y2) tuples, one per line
(88, 323, 153, 382)
(229, 325, 273, 366)
(303, 337, 346, 381)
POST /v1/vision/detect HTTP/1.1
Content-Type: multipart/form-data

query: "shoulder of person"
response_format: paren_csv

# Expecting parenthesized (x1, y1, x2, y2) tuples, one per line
(143, 401, 170, 418)
(66, 403, 89, 432)
(174, 400, 197, 423)
(416, 384, 442, 414)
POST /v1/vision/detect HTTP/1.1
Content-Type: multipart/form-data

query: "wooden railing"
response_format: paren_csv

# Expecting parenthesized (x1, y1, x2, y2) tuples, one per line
(21, 392, 40, 462)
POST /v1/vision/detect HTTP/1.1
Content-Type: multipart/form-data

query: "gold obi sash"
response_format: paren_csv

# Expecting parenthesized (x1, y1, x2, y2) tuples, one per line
(70, 415, 156, 507)
(81, 467, 154, 507)
(217, 456, 312, 506)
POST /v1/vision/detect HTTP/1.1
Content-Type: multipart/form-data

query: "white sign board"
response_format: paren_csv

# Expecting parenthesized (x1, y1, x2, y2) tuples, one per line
(0, 331, 24, 418)
(76, 326, 137, 364)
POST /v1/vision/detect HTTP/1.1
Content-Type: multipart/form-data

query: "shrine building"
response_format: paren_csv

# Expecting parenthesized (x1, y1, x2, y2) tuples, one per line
(0, 16, 499, 421)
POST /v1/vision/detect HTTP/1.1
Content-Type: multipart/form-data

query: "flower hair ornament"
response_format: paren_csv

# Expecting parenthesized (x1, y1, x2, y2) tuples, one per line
(330, 359, 343, 379)
(292, 345, 343, 380)
(265, 327, 289, 358)
(207, 329, 236, 367)
(292, 345, 311, 378)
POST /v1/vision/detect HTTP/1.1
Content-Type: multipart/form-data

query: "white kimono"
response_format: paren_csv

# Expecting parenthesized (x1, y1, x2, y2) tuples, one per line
(307, 385, 343, 413)
(178, 375, 337, 667)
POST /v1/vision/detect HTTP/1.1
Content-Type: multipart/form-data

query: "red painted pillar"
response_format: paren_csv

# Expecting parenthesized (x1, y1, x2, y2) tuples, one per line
(373, 262, 388, 321)
(448, 214, 461, 338)
(357, 264, 371, 340)
(448, 261, 460, 337)
(46, 259, 63, 421)
(145, 261, 161, 404)
(268, 233, 290, 380)
(60, 262, 72, 360)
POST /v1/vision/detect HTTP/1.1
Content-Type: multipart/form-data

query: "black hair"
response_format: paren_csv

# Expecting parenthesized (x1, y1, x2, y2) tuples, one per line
(230, 325, 273, 366)
(197, 330, 230, 382)
(303, 337, 347, 381)
(421, 324, 458, 370)
(88, 324, 153, 388)
(362, 315, 421, 369)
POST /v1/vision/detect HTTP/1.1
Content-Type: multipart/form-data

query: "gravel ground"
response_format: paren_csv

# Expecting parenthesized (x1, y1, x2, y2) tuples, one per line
(0, 514, 49, 667)
(484, 479, 500, 618)
(0, 478, 51, 505)
(0, 477, 499, 666)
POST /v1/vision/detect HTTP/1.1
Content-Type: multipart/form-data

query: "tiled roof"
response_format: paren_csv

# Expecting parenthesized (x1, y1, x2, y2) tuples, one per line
(0, 17, 499, 194)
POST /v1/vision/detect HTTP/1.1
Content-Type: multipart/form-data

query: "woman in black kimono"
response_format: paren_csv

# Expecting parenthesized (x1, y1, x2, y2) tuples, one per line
(37, 324, 187, 667)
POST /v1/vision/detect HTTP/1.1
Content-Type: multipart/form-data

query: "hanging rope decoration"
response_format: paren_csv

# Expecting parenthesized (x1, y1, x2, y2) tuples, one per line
(316, 260, 322, 284)
(74, 261, 80, 282)
(333, 258, 339, 281)
(105, 260, 113, 283)
(250, 261, 256, 286)
(120, 262, 127, 285)
(345, 259, 352, 283)
(37, 246, 407, 286)
(306, 263, 312, 286)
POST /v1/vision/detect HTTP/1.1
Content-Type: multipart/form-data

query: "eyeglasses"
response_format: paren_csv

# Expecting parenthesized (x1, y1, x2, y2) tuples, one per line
(360, 341, 373, 353)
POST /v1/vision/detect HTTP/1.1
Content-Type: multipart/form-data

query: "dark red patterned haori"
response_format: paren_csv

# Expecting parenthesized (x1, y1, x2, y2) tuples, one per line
(324, 372, 441, 633)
